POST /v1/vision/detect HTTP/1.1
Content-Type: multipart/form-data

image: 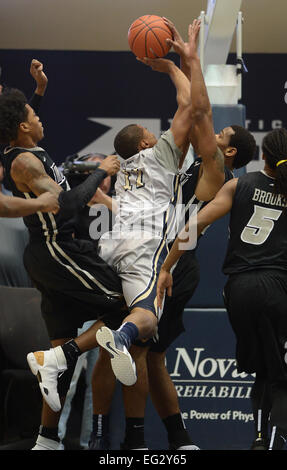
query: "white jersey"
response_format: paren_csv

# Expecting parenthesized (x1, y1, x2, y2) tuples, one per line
(98, 129, 183, 313)
(112, 129, 183, 239)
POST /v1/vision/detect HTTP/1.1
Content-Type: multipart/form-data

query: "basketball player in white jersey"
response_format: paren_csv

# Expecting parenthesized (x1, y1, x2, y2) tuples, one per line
(94, 19, 225, 387)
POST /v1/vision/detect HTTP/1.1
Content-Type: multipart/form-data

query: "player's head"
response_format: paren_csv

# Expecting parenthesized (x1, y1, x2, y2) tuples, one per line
(114, 124, 157, 159)
(216, 125, 256, 169)
(0, 88, 43, 145)
(262, 128, 287, 199)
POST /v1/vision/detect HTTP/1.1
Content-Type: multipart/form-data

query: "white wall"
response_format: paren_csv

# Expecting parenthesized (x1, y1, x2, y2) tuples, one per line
(0, 0, 287, 52)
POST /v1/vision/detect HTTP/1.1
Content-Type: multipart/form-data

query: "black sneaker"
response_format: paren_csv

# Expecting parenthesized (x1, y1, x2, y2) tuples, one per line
(88, 434, 110, 450)
(250, 437, 268, 450)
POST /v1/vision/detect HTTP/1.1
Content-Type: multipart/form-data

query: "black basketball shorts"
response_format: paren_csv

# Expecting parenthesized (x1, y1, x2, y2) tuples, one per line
(223, 269, 287, 382)
(23, 237, 127, 340)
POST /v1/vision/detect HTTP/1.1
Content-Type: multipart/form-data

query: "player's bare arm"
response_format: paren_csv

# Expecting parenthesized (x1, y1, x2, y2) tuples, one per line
(11, 152, 63, 196)
(0, 191, 59, 218)
(156, 178, 238, 308)
(138, 57, 190, 109)
(139, 57, 192, 159)
(186, 23, 224, 182)
(30, 59, 48, 97)
(181, 20, 225, 200)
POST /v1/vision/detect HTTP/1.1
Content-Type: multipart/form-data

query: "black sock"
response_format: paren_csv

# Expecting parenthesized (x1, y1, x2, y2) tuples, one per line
(123, 417, 145, 448)
(61, 339, 82, 367)
(162, 413, 192, 448)
(92, 414, 109, 438)
(39, 425, 60, 443)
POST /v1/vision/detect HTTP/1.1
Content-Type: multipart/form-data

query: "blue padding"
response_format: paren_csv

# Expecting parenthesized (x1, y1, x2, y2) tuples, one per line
(187, 104, 246, 308)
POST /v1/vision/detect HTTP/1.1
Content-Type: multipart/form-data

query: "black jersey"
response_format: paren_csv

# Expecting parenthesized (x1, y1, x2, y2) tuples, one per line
(3, 146, 75, 241)
(223, 170, 287, 274)
(181, 157, 233, 221)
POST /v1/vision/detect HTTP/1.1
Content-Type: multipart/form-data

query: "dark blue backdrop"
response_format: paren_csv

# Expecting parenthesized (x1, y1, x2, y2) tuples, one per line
(0, 50, 286, 164)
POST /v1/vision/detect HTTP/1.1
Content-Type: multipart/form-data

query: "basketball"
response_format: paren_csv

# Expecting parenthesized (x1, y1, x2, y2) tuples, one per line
(128, 15, 173, 59)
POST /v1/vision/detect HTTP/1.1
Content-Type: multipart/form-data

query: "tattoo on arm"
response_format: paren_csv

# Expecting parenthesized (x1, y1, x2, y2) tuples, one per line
(11, 152, 62, 196)
(212, 148, 225, 173)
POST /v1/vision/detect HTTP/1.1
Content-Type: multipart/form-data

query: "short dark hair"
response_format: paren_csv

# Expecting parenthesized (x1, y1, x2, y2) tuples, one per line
(229, 125, 257, 169)
(114, 124, 144, 159)
(0, 88, 28, 144)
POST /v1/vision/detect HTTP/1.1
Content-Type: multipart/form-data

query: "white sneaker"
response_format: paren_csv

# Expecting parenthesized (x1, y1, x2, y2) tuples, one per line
(96, 326, 137, 386)
(176, 444, 200, 450)
(27, 347, 67, 412)
(32, 435, 64, 450)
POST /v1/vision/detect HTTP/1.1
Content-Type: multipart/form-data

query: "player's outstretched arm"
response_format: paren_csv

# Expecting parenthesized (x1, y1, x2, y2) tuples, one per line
(11, 152, 120, 217)
(30, 59, 48, 97)
(0, 191, 59, 217)
(156, 178, 238, 308)
(137, 57, 190, 111)
(137, 56, 192, 158)
(181, 21, 225, 194)
(28, 59, 48, 113)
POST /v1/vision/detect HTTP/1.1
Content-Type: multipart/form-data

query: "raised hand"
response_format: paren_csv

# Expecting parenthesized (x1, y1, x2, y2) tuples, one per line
(99, 155, 120, 176)
(162, 17, 186, 56)
(184, 19, 201, 61)
(30, 59, 48, 95)
(164, 19, 201, 62)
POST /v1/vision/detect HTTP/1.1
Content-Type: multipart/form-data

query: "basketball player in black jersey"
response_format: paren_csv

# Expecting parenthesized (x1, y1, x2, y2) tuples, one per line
(0, 60, 58, 216)
(0, 86, 129, 450)
(157, 127, 287, 450)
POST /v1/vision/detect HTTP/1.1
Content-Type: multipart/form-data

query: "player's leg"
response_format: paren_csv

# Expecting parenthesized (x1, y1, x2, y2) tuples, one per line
(89, 347, 116, 450)
(250, 375, 272, 450)
(96, 306, 157, 386)
(121, 345, 149, 450)
(224, 270, 287, 451)
(27, 319, 109, 411)
(147, 350, 199, 450)
(31, 337, 73, 450)
(268, 381, 287, 450)
(89, 344, 149, 450)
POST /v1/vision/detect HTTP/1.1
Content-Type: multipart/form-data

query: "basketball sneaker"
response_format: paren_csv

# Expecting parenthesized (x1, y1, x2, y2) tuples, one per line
(174, 444, 200, 450)
(31, 435, 64, 450)
(169, 441, 200, 450)
(27, 346, 67, 412)
(250, 437, 268, 450)
(96, 326, 137, 386)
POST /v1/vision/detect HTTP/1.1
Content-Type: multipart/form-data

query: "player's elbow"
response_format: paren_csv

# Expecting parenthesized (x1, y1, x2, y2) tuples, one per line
(191, 107, 212, 124)
(0, 198, 14, 218)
